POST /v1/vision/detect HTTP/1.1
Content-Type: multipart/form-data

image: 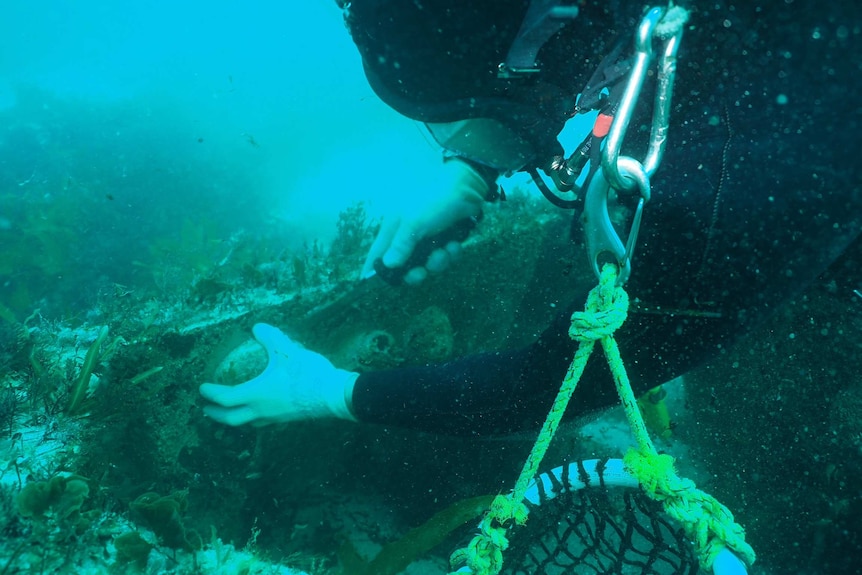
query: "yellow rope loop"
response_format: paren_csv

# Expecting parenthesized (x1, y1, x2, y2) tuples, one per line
(447, 270, 628, 575)
(449, 263, 755, 574)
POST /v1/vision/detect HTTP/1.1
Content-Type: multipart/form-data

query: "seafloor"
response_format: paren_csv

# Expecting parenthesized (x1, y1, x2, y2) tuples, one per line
(1, 189, 860, 575)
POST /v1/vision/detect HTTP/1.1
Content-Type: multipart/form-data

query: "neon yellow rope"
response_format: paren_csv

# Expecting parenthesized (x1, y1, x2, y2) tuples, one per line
(449, 264, 755, 574)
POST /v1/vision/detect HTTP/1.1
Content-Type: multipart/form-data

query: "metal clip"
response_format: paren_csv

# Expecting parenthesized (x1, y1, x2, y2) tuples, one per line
(584, 158, 650, 285)
(582, 6, 685, 283)
(602, 6, 684, 189)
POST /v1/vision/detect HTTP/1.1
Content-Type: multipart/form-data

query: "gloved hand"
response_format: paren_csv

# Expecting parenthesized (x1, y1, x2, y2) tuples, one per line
(199, 324, 358, 426)
(361, 158, 492, 285)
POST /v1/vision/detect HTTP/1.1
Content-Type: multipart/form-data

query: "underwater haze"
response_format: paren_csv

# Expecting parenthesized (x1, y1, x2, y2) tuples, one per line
(0, 0, 442, 316)
(3, 2, 862, 575)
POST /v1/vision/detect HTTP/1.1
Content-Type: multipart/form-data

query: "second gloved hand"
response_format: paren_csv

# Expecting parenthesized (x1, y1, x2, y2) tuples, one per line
(361, 158, 492, 285)
(199, 324, 358, 426)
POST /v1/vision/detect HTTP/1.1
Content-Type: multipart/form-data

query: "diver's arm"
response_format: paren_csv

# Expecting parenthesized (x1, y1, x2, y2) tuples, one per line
(350, 310, 577, 436)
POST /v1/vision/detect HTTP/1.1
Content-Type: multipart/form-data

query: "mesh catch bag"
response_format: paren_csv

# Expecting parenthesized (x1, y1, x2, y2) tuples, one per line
(498, 459, 698, 575)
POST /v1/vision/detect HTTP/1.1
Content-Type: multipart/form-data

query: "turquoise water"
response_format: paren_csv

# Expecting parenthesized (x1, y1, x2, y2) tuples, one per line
(1, 2, 861, 575)
(0, 1, 446, 318)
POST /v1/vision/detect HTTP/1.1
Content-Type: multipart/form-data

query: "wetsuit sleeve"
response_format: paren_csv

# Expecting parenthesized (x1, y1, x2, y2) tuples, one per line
(350, 295, 708, 436)
(351, 303, 579, 436)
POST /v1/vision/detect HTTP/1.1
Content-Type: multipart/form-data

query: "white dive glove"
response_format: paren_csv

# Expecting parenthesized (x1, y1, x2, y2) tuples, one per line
(361, 157, 492, 285)
(199, 324, 358, 426)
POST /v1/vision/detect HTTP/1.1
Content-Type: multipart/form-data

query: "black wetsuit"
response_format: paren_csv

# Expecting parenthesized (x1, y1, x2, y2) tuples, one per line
(345, 0, 862, 435)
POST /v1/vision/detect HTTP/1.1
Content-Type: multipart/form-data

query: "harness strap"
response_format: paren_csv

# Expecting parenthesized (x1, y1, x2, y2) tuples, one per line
(576, 37, 633, 113)
(499, 0, 580, 77)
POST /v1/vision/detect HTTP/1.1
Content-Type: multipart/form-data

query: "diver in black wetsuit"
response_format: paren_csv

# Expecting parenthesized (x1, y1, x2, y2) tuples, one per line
(199, 1, 862, 436)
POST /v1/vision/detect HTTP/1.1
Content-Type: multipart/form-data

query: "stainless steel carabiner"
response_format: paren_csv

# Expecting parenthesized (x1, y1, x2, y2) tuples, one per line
(584, 158, 650, 286)
(583, 5, 687, 284)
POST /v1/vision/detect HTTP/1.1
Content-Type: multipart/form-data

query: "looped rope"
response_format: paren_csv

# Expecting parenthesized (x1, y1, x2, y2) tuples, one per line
(449, 265, 627, 575)
(624, 449, 756, 567)
(449, 264, 755, 574)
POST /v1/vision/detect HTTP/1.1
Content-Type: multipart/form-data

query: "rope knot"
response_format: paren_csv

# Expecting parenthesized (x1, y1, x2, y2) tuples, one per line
(489, 494, 529, 527)
(624, 448, 757, 569)
(569, 265, 629, 342)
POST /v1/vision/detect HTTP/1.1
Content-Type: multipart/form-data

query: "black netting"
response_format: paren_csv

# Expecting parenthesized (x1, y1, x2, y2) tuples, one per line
(500, 487, 698, 575)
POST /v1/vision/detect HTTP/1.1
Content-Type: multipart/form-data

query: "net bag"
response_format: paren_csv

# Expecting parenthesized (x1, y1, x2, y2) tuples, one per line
(500, 458, 698, 575)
